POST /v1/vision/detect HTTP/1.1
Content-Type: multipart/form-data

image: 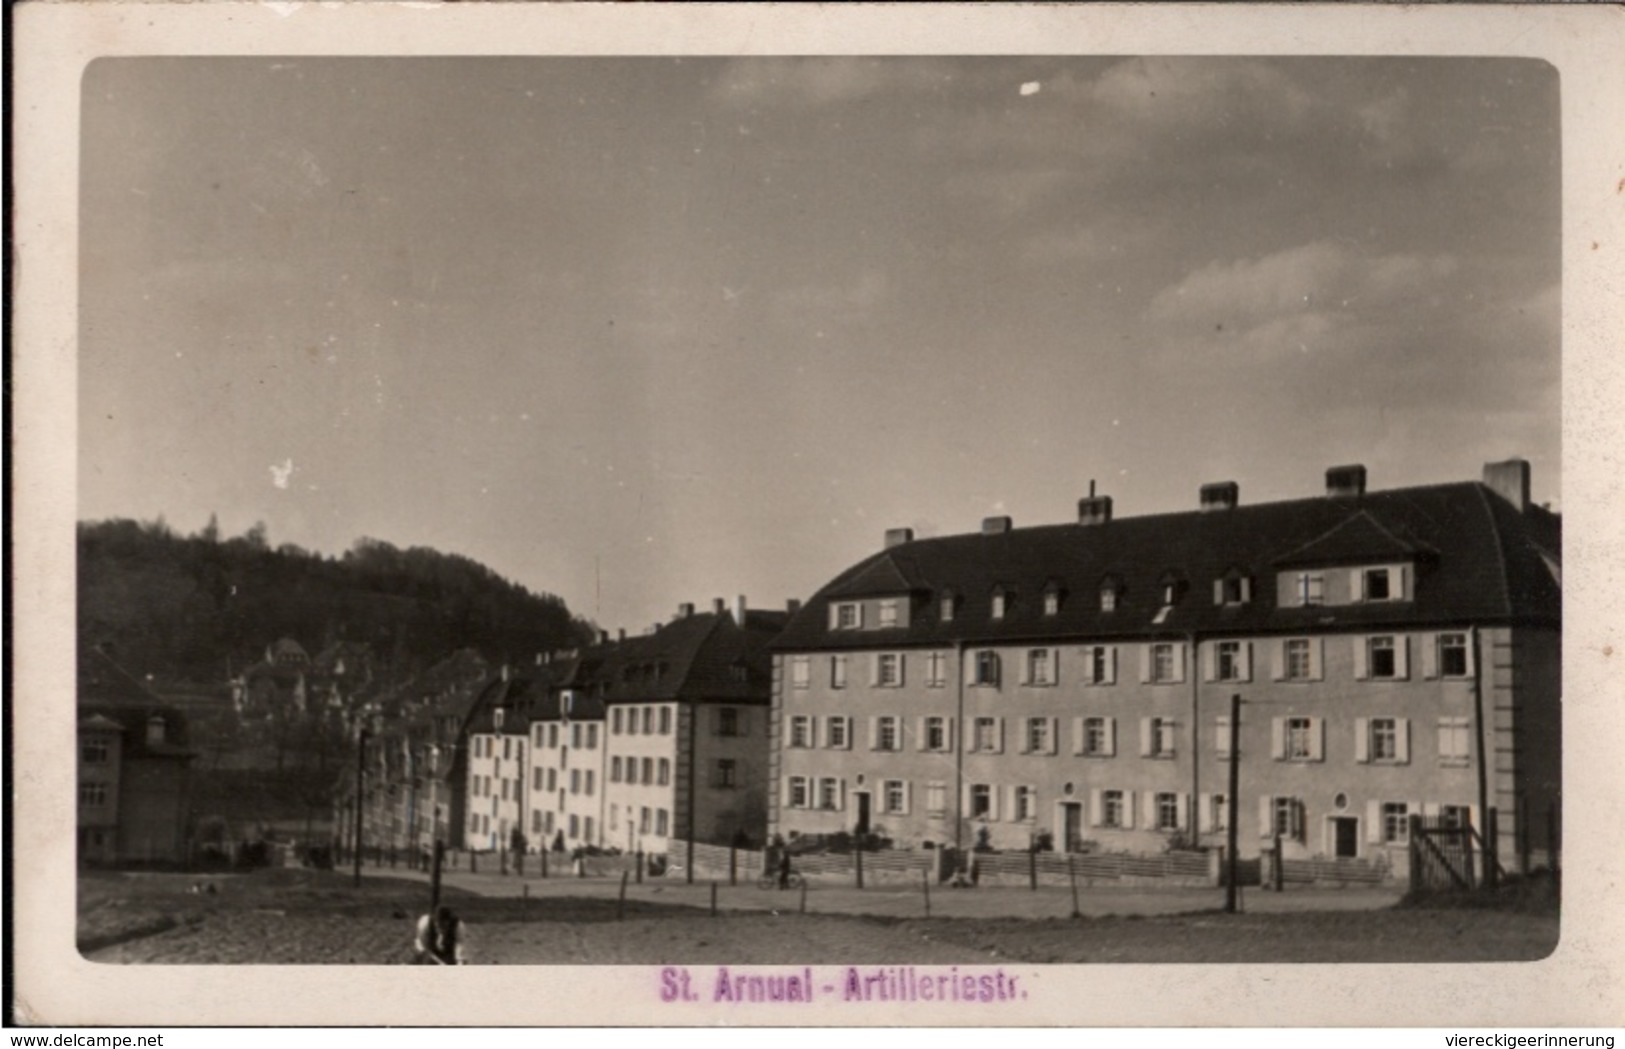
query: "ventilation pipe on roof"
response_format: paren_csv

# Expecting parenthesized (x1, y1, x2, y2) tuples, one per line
(1483, 458, 1531, 512)
(885, 528, 915, 549)
(982, 516, 1013, 535)
(1200, 482, 1240, 512)
(1326, 464, 1367, 499)
(734, 594, 748, 626)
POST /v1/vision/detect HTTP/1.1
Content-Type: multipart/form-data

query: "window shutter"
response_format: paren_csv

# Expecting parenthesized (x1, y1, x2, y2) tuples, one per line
(1089, 788, 1103, 827)
(1396, 564, 1408, 600)
(868, 716, 880, 750)
(916, 717, 928, 751)
(964, 649, 977, 680)
(1203, 643, 1217, 682)
(1366, 800, 1383, 844)
(962, 783, 973, 818)
(1241, 577, 1253, 603)
(1395, 636, 1410, 679)
(1350, 569, 1364, 602)
(1355, 718, 1370, 763)
(1198, 792, 1214, 833)
(1271, 717, 1285, 760)
(1019, 652, 1032, 687)
(902, 781, 912, 816)
(1072, 717, 1086, 756)
(1139, 645, 1153, 684)
(945, 720, 955, 755)
(1142, 792, 1157, 828)
(1259, 796, 1274, 839)
(1396, 718, 1411, 764)
(1048, 717, 1060, 755)
(1106, 647, 1118, 685)
(1019, 720, 1032, 755)
(1122, 790, 1136, 829)
(1213, 579, 1225, 605)
(1173, 642, 1187, 683)
(896, 653, 906, 687)
(1309, 718, 1325, 761)
(1050, 648, 1061, 686)
(1104, 718, 1117, 757)
(1177, 793, 1190, 831)
(869, 656, 881, 687)
(1139, 717, 1153, 757)
(995, 717, 1006, 754)
(1309, 638, 1324, 681)
(988, 786, 1001, 822)
(1421, 801, 1439, 819)
(1353, 637, 1370, 680)
(838, 780, 848, 812)
(1272, 640, 1288, 682)
(1008, 786, 1022, 822)
(828, 605, 840, 630)
(1216, 716, 1232, 759)
(1421, 633, 1439, 679)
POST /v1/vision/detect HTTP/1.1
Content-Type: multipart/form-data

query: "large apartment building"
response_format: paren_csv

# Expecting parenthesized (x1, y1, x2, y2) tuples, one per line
(767, 461, 1561, 875)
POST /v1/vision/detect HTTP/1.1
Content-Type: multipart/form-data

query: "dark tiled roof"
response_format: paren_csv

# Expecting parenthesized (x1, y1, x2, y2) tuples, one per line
(772, 481, 1560, 652)
(78, 646, 195, 757)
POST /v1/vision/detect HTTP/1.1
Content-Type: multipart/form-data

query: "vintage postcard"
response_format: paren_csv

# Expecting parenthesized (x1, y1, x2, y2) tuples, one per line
(10, 1, 1625, 1029)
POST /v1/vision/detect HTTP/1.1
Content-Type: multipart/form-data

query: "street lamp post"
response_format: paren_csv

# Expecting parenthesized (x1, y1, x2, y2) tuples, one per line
(353, 726, 369, 889)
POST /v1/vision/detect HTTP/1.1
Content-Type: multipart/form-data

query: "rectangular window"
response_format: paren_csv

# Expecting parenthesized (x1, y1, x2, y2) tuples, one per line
(834, 603, 861, 630)
(656, 809, 669, 836)
(659, 707, 672, 734)
(884, 779, 906, 814)
(640, 807, 650, 834)
(1370, 717, 1398, 761)
(1145, 717, 1175, 758)
(1220, 575, 1249, 605)
(610, 757, 621, 783)
(1274, 797, 1303, 840)
(876, 653, 901, 687)
(586, 725, 599, 749)
(924, 716, 948, 752)
(973, 650, 1000, 687)
(970, 784, 992, 819)
(643, 708, 655, 734)
(1438, 633, 1470, 677)
(827, 716, 850, 749)
(569, 770, 580, 795)
(818, 778, 842, 811)
(878, 599, 899, 628)
(658, 758, 671, 786)
(1086, 646, 1113, 685)
(78, 782, 107, 807)
(502, 779, 511, 800)
(1151, 643, 1177, 683)
(926, 782, 948, 816)
(535, 767, 545, 790)
(570, 725, 582, 749)
(789, 715, 812, 749)
(1364, 568, 1392, 601)
(788, 776, 810, 809)
(991, 592, 1007, 619)
(791, 656, 811, 690)
(1369, 636, 1397, 679)
(1025, 717, 1052, 755)
(1156, 792, 1180, 831)
(504, 738, 512, 761)
(1286, 717, 1314, 760)
(1015, 785, 1037, 822)
(1296, 572, 1325, 607)
(940, 595, 956, 621)
(81, 740, 109, 764)
(1102, 790, 1125, 828)
(585, 770, 595, 794)
(715, 759, 737, 788)
(830, 656, 848, 689)
(569, 814, 579, 838)
(1216, 641, 1243, 682)
(1382, 802, 1410, 844)
(1438, 717, 1471, 766)
(612, 708, 623, 734)
(1286, 639, 1312, 680)
(876, 716, 900, 752)
(546, 768, 557, 792)
(1100, 587, 1117, 612)
(1044, 591, 1060, 616)
(1027, 648, 1053, 686)
(925, 651, 947, 687)
(1211, 793, 1229, 831)
(641, 757, 654, 785)
(1440, 805, 1472, 830)
(533, 810, 543, 833)
(717, 708, 740, 736)
(973, 716, 1000, 753)
(625, 712, 638, 737)
(1083, 716, 1111, 757)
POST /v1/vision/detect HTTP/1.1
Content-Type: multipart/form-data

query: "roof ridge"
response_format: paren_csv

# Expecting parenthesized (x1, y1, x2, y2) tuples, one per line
(1471, 482, 1516, 618)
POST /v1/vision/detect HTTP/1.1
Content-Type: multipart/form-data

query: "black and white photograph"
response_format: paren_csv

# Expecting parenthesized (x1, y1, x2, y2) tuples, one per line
(10, 1, 1625, 1031)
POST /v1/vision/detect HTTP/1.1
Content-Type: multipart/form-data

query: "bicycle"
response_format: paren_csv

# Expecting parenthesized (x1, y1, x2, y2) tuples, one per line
(756, 870, 804, 890)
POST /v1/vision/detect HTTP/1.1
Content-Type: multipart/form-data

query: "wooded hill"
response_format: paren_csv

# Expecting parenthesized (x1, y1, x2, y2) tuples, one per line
(77, 517, 594, 688)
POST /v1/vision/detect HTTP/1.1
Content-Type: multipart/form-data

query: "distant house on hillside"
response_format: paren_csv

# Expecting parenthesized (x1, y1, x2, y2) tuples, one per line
(78, 646, 196, 866)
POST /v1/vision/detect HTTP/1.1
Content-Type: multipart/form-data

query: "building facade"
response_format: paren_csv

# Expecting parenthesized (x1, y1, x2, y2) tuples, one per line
(768, 461, 1561, 876)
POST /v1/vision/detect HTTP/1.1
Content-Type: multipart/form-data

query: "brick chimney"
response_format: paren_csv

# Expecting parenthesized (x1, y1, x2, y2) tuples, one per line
(1483, 458, 1531, 512)
(597, 630, 609, 646)
(733, 594, 748, 626)
(1078, 480, 1113, 526)
(982, 516, 1012, 535)
(678, 602, 695, 618)
(1200, 481, 1239, 512)
(786, 598, 803, 616)
(617, 627, 626, 643)
(712, 597, 726, 616)
(885, 527, 915, 549)
(1326, 464, 1367, 499)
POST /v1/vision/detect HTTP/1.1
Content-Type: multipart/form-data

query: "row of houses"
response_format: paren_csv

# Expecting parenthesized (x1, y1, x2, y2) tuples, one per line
(339, 458, 1559, 878)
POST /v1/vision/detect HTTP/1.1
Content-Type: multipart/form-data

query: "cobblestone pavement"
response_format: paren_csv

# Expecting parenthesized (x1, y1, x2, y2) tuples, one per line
(357, 858, 1405, 921)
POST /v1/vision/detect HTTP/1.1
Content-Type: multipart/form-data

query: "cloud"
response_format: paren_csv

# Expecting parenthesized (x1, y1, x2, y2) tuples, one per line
(710, 58, 955, 109)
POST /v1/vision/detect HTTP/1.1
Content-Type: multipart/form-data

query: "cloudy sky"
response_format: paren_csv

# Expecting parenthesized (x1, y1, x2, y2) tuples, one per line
(79, 56, 1560, 634)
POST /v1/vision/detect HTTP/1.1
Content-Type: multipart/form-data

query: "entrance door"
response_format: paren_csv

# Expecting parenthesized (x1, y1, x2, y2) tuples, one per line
(1062, 803, 1084, 852)
(1332, 816, 1359, 858)
(855, 792, 872, 836)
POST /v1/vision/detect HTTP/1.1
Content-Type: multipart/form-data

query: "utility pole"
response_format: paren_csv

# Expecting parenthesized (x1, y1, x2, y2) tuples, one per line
(1224, 694, 1241, 913)
(353, 726, 369, 889)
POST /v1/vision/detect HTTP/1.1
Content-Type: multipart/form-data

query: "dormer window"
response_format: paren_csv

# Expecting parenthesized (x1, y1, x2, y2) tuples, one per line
(832, 602, 863, 630)
(1295, 572, 1325, 607)
(1099, 576, 1123, 612)
(1215, 568, 1253, 606)
(939, 591, 958, 622)
(146, 715, 166, 746)
(878, 599, 900, 628)
(1158, 571, 1186, 607)
(1042, 580, 1064, 617)
(1356, 566, 1407, 602)
(991, 587, 1010, 620)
